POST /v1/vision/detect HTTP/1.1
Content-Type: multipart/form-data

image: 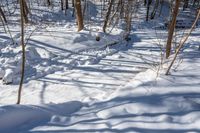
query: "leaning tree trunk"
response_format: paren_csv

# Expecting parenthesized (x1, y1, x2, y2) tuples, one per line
(103, 0, 114, 33)
(159, 0, 164, 16)
(150, 0, 160, 19)
(0, 6, 7, 23)
(75, 0, 84, 31)
(17, 0, 26, 104)
(166, 0, 180, 58)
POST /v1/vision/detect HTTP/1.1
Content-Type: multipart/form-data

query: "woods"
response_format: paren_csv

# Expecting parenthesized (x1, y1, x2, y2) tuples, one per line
(0, 0, 199, 104)
(0, 0, 200, 132)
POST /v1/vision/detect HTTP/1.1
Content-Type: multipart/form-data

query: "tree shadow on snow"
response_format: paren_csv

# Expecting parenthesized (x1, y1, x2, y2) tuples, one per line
(23, 92, 200, 133)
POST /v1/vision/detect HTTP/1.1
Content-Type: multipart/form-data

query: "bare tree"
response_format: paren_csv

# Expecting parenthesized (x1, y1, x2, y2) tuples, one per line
(146, 0, 152, 21)
(61, 0, 64, 10)
(75, 0, 84, 31)
(150, 0, 159, 19)
(165, 0, 180, 58)
(165, 9, 200, 75)
(22, 0, 29, 24)
(124, 0, 133, 40)
(0, 6, 7, 23)
(17, 0, 26, 104)
(103, 0, 114, 33)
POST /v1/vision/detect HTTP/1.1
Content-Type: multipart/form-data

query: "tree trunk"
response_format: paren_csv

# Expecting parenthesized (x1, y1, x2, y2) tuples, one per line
(103, 0, 114, 33)
(72, 0, 75, 7)
(166, 0, 180, 58)
(17, 0, 26, 104)
(183, 0, 189, 10)
(47, 0, 51, 6)
(159, 0, 164, 16)
(65, 0, 69, 14)
(75, 0, 84, 31)
(144, 0, 147, 6)
(65, 0, 68, 9)
(146, 0, 152, 21)
(124, 0, 133, 41)
(165, 9, 200, 75)
(0, 6, 7, 23)
(150, 0, 159, 19)
(61, 0, 64, 10)
(22, 0, 29, 24)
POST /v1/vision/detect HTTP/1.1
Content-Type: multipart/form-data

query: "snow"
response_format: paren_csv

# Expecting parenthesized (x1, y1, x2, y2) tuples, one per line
(0, 0, 200, 132)
(2, 69, 14, 84)
(0, 101, 83, 132)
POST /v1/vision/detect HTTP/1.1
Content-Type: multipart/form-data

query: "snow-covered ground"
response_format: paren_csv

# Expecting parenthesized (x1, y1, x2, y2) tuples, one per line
(0, 1, 200, 132)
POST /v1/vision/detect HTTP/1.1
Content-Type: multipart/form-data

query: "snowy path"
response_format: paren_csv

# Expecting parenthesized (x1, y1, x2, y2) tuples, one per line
(1, 1, 200, 132)
(1, 46, 199, 133)
(11, 36, 200, 133)
(1, 8, 200, 133)
(0, 26, 161, 105)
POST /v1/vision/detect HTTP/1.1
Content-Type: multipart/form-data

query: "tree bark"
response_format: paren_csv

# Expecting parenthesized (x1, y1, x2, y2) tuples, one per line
(61, 0, 64, 10)
(166, 0, 180, 58)
(103, 0, 114, 33)
(146, 0, 152, 21)
(75, 0, 84, 31)
(165, 9, 200, 75)
(47, 0, 51, 6)
(17, 0, 26, 104)
(65, 0, 68, 9)
(124, 0, 133, 41)
(0, 6, 7, 23)
(150, 0, 159, 19)
(144, 0, 147, 6)
(22, 0, 29, 24)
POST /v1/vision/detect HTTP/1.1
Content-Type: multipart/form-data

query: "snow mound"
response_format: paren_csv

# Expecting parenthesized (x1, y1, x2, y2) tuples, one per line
(26, 46, 41, 59)
(2, 69, 14, 84)
(0, 101, 83, 132)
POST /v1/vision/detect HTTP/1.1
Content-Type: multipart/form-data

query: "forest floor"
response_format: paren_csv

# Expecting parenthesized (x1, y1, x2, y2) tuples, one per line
(0, 2, 200, 133)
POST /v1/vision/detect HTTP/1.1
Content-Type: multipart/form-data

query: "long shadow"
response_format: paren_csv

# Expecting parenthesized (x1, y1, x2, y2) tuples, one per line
(21, 92, 200, 133)
(29, 39, 75, 55)
(0, 35, 11, 40)
(28, 128, 200, 133)
(74, 66, 141, 74)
